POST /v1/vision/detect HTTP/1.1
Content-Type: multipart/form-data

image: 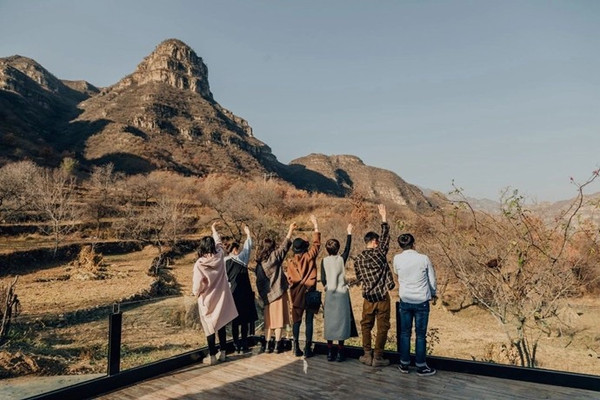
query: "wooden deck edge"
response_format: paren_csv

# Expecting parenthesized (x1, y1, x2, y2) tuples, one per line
(26, 337, 600, 399)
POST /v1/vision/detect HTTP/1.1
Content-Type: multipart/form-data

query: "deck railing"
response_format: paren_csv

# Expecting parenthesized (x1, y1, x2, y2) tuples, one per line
(17, 301, 600, 400)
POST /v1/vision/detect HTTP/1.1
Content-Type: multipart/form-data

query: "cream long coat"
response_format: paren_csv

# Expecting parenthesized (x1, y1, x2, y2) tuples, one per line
(192, 232, 238, 336)
(321, 234, 352, 341)
(322, 255, 351, 340)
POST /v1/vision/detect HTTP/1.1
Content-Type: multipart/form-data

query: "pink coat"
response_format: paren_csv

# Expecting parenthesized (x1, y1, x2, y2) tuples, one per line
(192, 233, 238, 336)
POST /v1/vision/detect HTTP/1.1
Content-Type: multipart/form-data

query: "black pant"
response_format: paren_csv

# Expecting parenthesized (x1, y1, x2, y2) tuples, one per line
(232, 320, 249, 346)
(207, 326, 227, 356)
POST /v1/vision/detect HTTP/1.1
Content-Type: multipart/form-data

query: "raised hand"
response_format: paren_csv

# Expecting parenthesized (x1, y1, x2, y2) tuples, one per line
(347, 223, 353, 235)
(309, 214, 318, 230)
(378, 204, 387, 222)
(243, 225, 251, 237)
(287, 222, 297, 238)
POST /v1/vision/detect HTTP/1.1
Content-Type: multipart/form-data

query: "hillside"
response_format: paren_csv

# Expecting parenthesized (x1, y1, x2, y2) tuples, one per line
(1, 38, 437, 207)
(289, 154, 437, 211)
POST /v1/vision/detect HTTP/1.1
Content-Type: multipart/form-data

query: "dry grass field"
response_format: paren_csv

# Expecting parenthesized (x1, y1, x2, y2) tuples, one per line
(1, 243, 599, 384)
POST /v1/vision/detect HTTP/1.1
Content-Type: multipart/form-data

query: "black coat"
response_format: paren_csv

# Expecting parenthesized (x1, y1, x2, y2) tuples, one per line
(226, 258, 258, 323)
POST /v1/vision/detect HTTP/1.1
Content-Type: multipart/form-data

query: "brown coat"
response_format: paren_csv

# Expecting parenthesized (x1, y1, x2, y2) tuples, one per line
(287, 231, 321, 322)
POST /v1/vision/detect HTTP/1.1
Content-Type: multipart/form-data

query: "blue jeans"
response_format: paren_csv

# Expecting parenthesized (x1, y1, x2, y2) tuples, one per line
(400, 301, 430, 366)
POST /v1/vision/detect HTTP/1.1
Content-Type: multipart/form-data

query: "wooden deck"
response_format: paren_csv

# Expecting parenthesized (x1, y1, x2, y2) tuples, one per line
(96, 351, 599, 400)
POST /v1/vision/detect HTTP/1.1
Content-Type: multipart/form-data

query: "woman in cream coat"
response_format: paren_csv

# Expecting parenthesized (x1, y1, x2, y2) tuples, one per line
(321, 223, 353, 362)
(193, 222, 238, 364)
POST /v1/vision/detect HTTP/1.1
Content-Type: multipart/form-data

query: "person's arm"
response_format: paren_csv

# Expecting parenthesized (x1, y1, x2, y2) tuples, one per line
(341, 224, 353, 263)
(212, 222, 222, 251)
(354, 256, 364, 286)
(320, 259, 327, 289)
(427, 256, 437, 302)
(237, 225, 252, 265)
(306, 215, 321, 260)
(271, 223, 296, 264)
(378, 204, 390, 255)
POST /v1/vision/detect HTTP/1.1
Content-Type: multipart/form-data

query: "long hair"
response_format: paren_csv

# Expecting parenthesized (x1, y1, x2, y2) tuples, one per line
(255, 237, 276, 263)
(197, 236, 216, 257)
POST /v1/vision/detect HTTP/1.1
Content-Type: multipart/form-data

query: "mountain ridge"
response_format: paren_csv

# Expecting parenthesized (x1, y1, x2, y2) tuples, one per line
(1, 39, 434, 210)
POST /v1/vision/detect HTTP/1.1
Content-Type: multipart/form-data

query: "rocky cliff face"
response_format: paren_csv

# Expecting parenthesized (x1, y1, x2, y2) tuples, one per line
(289, 154, 436, 211)
(0, 56, 97, 165)
(70, 39, 271, 174)
(112, 39, 212, 99)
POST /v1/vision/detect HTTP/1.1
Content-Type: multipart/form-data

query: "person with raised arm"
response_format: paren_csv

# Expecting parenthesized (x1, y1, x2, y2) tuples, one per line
(255, 222, 296, 354)
(192, 222, 238, 365)
(225, 225, 258, 353)
(287, 215, 321, 357)
(321, 223, 355, 362)
(353, 204, 395, 367)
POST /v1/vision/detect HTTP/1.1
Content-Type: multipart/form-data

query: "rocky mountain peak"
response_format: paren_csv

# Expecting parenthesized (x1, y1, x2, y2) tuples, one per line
(113, 39, 213, 99)
(289, 153, 436, 211)
(1, 55, 64, 95)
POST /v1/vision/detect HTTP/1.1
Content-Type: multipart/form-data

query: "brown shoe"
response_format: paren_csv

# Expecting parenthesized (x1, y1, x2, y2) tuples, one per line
(359, 352, 373, 366)
(372, 357, 390, 367)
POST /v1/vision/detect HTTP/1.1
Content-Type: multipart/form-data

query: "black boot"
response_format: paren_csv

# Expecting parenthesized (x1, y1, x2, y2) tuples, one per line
(240, 337, 249, 353)
(275, 340, 284, 354)
(294, 340, 304, 357)
(327, 347, 335, 362)
(336, 347, 345, 362)
(260, 336, 266, 353)
(304, 342, 314, 358)
(267, 337, 275, 353)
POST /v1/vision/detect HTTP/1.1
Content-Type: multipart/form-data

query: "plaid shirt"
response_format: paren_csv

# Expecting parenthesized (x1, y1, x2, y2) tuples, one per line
(354, 222, 395, 302)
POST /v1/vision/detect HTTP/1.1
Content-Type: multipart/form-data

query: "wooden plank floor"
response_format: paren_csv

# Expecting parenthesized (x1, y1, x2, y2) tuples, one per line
(96, 351, 599, 400)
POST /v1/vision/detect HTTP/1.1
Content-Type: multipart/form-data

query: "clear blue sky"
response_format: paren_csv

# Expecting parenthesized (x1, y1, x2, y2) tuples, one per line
(1, 0, 599, 202)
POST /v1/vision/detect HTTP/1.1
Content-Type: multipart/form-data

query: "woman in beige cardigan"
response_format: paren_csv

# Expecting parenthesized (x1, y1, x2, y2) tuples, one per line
(256, 222, 296, 353)
(193, 222, 238, 365)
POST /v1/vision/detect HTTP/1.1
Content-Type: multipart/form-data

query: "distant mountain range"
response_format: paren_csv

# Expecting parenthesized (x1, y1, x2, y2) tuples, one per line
(1, 39, 590, 215)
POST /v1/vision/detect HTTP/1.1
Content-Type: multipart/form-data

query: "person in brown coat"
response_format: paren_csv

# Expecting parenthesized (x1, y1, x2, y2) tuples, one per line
(287, 215, 321, 357)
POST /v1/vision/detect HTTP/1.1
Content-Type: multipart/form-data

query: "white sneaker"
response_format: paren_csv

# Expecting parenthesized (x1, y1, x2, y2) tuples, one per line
(204, 355, 217, 365)
(218, 350, 227, 362)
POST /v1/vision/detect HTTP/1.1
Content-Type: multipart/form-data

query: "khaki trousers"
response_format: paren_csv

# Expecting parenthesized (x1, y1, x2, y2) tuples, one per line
(360, 292, 391, 357)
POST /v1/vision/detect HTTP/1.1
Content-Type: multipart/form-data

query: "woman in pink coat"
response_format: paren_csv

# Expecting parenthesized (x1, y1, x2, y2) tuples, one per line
(193, 222, 238, 364)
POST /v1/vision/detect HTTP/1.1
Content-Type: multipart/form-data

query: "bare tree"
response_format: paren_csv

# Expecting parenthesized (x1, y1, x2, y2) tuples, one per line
(86, 163, 123, 237)
(0, 161, 40, 222)
(428, 172, 600, 367)
(0, 277, 20, 345)
(32, 168, 82, 255)
(115, 172, 196, 252)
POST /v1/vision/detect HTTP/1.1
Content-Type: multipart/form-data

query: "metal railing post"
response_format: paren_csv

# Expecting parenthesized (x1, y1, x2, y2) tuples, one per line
(108, 303, 122, 376)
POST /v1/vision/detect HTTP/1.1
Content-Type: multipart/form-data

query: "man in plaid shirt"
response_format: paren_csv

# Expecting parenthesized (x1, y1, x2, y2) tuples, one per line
(354, 204, 395, 367)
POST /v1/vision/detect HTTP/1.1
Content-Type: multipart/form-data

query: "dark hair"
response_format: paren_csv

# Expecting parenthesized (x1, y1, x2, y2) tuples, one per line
(292, 237, 309, 254)
(363, 231, 379, 245)
(325, 239, 340, 255)
(198, 236, 216, 257)
(397, 233, 415, 250)
(256, 237, 276, 263)
(226, 241, 240, 254)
